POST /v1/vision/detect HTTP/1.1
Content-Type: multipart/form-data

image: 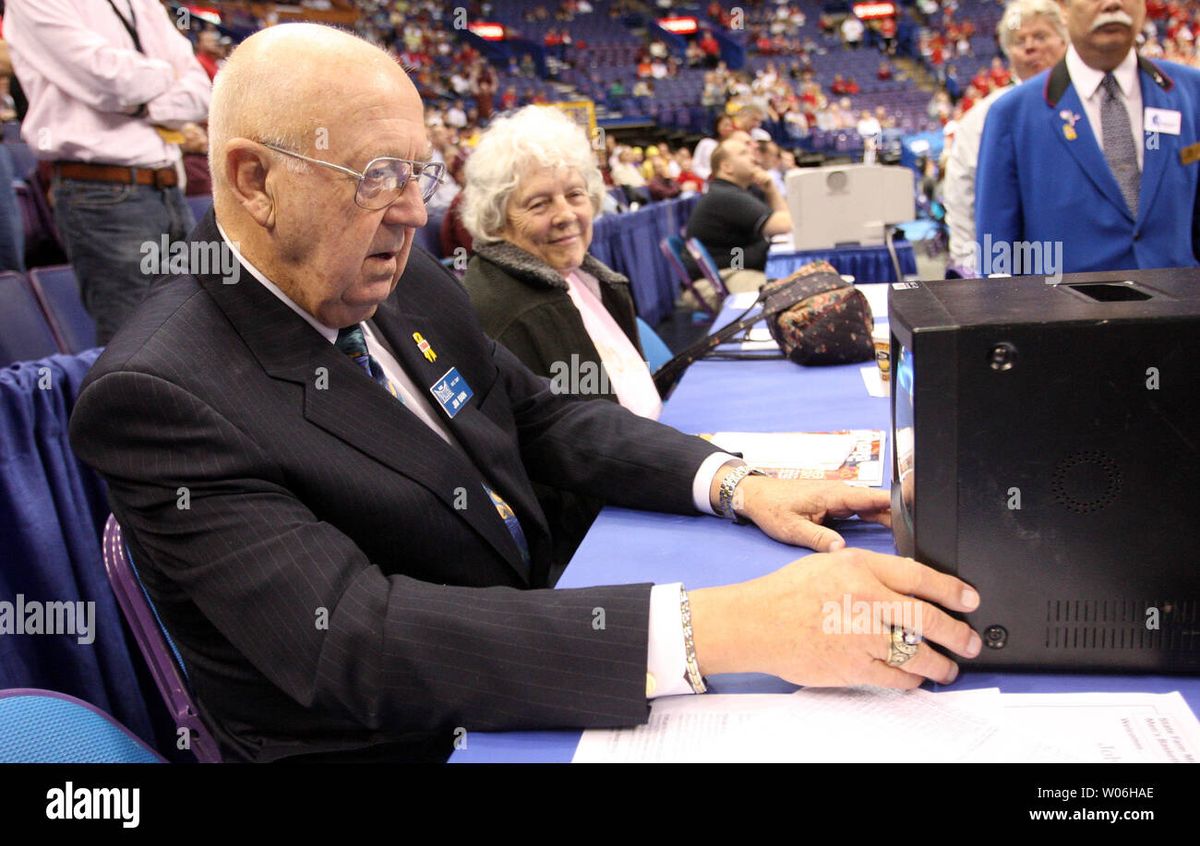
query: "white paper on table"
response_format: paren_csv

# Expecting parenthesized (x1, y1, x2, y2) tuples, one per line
(994, 692, 1200, 763)
(704, 430, 885, 486)
(573, 687, 1048, 763)
(709, 431, 857, 470)
(860, 365, 888, 397)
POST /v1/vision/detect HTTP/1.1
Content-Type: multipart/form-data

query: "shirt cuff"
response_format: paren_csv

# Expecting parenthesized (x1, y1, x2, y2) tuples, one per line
(646, 583, 696, 699)
(692, 452, 741, 516)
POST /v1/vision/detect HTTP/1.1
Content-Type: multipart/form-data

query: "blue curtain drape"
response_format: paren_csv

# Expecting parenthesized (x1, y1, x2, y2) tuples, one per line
(766, 242, 918, 284)
(0, 349, 158, 747)
(590, 194, 701, 326)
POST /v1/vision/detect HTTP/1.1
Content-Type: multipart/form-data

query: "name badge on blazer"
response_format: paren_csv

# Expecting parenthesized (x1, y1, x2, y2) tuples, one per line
(429, 367, 474, 418)
(1145, 107, 1182, 135)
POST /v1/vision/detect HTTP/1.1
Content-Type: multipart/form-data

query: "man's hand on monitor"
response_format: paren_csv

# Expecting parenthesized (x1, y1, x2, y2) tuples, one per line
(688, 549, 983, 688)
(733, 475, 891, 552)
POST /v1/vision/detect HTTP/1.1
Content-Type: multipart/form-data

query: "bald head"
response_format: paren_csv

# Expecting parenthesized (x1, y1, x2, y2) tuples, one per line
(209, 23, 419, 195)
(209, 23, 433, 330)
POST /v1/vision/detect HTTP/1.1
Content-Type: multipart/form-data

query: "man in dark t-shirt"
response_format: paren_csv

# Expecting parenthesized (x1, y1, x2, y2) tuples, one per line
(684, 135, 792, 279)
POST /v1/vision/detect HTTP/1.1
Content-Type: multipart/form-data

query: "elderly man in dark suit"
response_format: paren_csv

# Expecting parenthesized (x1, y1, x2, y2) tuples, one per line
(69, 24, 982, 762)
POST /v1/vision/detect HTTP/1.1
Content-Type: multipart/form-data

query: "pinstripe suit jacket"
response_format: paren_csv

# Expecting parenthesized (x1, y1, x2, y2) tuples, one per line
(69, 212, 721, 762)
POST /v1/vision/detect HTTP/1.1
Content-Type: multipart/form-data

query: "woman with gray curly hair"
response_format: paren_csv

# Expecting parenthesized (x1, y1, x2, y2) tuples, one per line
(461, 105, 662, 420)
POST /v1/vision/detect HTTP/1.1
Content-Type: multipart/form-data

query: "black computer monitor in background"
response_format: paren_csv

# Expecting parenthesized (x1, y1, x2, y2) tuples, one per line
(888, 270, 1200, 672)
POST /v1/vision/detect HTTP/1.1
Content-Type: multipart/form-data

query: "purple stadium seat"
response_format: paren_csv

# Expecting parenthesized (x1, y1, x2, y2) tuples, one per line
(102, 515, 222, 763)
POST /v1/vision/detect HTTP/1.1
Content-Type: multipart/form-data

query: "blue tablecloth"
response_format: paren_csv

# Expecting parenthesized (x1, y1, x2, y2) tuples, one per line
(450, 294, 1200, 763)
(766, 242, 917, 284)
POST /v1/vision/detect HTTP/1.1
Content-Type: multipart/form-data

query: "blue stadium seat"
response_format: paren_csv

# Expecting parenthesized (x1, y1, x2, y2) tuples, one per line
(28, 265, 97, 354)
(0, 689, 164, 763)
(0, 271, 62, 365)
(636, 317, 672, 373)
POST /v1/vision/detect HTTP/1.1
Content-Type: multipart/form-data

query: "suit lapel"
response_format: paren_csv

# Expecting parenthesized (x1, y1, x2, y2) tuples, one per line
(193, 213, 534, 585)
(1137, 60, 1181, 227)
(1049, 81, 1133, 221)
(370, 296, 553, 582)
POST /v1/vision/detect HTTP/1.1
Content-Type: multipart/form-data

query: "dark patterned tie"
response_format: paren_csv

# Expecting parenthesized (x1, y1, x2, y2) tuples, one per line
(335, 324, 402, 402)
(1100, 73, 1141, 219)
(335, 323, 530, 568)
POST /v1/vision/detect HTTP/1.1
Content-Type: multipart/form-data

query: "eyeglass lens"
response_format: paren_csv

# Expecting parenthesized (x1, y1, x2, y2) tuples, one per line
(356, 159, 441, 209)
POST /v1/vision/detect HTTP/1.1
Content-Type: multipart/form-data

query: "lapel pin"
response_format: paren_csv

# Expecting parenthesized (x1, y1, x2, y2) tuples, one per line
(1059, 109, 1081, 141)
(412, 331, 437, 362)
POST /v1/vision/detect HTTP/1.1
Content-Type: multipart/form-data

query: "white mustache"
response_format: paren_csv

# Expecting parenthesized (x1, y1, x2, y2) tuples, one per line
(1092, 11, 1134, 31)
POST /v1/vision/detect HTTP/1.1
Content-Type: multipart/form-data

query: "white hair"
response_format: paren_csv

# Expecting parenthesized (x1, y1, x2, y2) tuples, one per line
(461, 105, 605, 244)
(997, 0, 1067, 60)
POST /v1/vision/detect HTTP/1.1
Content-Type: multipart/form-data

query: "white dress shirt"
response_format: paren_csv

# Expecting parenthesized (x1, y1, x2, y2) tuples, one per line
(1067, 44, 1144, 172)
(217, 226, 739, 699)
(5, 0, 211, 167)
(944, 83, 1014, 268)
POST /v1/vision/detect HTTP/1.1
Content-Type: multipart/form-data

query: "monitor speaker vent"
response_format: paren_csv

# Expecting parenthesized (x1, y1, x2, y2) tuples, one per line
(1051, 450, 1121, 514)
(1043, 599, 1200, 650)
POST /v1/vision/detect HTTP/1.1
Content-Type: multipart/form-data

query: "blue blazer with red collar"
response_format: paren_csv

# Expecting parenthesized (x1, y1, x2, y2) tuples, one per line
(976, 56, 1200, 273)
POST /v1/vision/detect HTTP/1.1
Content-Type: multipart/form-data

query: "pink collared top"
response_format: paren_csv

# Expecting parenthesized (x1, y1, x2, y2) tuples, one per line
(564, 269, 663, 420)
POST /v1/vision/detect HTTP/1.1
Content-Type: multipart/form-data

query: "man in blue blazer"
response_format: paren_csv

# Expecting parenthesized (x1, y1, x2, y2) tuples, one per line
(976, 0, 1200, 274)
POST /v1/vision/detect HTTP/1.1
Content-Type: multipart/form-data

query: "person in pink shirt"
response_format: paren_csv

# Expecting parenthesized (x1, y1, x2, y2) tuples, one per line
(5, 0, 211, 343)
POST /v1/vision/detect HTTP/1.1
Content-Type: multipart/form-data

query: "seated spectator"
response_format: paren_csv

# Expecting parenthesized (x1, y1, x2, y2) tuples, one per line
(446, 99, 467, 129)
(674, 147, 704, 193)
(842, 14, 865, 49)
(684, 136, 792, 292)
(879, 13, 898, 54)
(461, 106, 664, 561)
(699, 29, 720, 66)
(647, 157, 681, 201)
(610, 147, 651, 205)
(877, 61, 894, 80)
(692, 113, 735, 180)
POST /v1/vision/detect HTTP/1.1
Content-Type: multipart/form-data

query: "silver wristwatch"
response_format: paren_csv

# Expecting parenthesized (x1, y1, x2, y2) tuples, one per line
(717, 462, 766, 523)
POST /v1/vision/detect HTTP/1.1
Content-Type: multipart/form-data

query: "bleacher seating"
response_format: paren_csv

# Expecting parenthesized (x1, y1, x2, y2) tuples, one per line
(28, 266, 97, 355)
(0, 270, 63, 366)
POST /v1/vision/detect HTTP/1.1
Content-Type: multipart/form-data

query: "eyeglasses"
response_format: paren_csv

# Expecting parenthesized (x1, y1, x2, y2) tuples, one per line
(259, 142, 446, 209)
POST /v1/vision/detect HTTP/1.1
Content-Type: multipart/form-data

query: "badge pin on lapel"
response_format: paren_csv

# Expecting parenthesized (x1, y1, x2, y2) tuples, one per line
(412, 331, 437, 362)
(1060, 110, 1081, 141)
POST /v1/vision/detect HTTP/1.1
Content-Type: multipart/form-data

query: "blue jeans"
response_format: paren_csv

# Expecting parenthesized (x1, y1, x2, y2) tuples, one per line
(51, 177, 195, 344)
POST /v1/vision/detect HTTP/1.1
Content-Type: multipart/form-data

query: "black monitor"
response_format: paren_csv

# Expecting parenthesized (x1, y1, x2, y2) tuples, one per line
(888, 270, 1200, 672)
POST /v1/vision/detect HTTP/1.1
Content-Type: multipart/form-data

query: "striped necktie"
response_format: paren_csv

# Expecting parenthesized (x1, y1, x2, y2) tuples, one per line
(334, 323, 530, 568)
(1100, 73, 1141, 219)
